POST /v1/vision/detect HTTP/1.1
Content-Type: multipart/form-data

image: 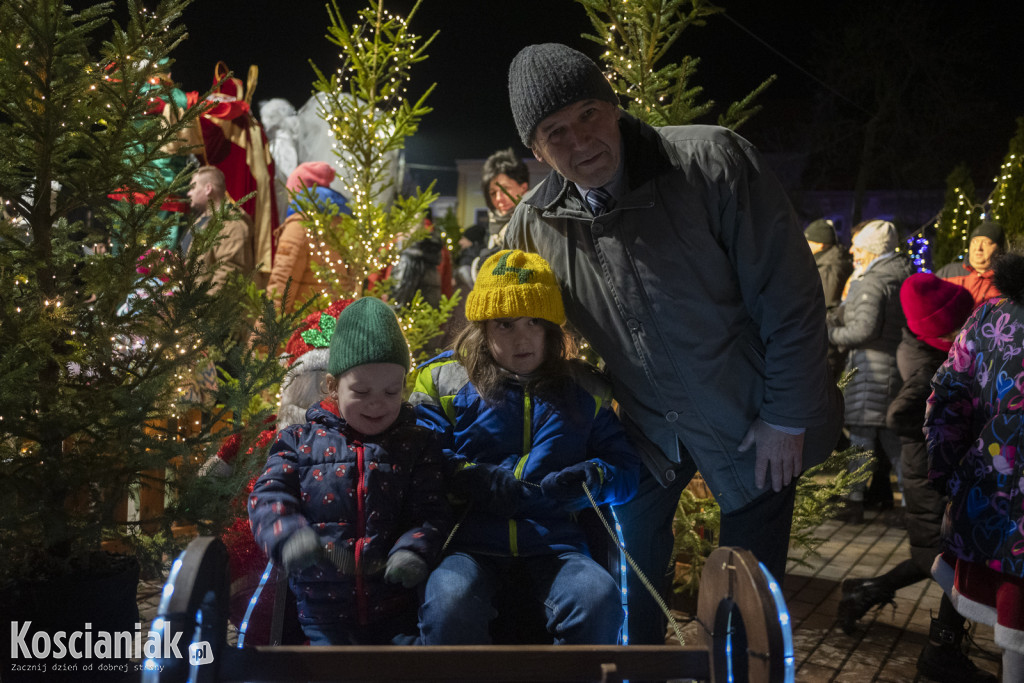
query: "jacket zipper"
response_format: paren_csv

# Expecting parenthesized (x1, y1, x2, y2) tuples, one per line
(354, 441, 369, 626)
(508, 391, 532, 556)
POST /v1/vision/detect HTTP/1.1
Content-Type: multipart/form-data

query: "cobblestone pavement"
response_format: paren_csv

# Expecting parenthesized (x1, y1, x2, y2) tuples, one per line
(768, 508, 1001, 682)
(137, 506, 1003, 682)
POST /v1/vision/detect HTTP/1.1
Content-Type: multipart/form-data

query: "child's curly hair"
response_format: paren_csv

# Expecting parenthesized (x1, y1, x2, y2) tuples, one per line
(453, 318, 578, 407)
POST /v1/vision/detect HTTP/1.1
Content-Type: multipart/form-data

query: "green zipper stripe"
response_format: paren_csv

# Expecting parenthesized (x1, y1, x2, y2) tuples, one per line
(508, 391, 532, 556)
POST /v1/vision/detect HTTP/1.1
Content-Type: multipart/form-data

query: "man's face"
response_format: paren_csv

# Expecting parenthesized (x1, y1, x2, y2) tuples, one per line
(531, 99, 621, 190)
(968, 236, 999, 273)
(187, 176, 211, 215)
(488, 173, 529, 216)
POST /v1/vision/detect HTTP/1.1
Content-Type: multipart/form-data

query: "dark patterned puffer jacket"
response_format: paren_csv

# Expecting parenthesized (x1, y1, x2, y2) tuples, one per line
(249, 401, 450, 627)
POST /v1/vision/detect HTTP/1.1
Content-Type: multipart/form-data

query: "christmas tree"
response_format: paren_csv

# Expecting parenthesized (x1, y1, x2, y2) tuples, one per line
(294, 0, 458, 366)
(576, 0, 775, 130)
(0, 0, 297, 587)
(911, 117, 1024, 270)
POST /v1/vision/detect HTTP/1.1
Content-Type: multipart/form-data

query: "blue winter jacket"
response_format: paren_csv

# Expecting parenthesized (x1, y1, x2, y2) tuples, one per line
(410, 352, 640, 557)
(249, 401, 450, 628)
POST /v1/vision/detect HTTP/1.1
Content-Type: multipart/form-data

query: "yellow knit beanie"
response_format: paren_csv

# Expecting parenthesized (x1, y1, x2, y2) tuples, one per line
(466, 250, 565, 325)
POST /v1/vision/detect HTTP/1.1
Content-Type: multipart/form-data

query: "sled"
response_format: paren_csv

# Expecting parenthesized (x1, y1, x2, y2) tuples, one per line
(143, 536, 793, 682)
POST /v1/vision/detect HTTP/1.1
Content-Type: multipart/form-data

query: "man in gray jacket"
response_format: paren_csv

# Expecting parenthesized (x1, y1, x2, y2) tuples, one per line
(503, 43, 843, 646)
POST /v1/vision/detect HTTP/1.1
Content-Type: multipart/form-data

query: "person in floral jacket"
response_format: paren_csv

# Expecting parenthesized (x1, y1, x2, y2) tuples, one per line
(926, 251, 1024, 680)
(249, 297, 451, 645)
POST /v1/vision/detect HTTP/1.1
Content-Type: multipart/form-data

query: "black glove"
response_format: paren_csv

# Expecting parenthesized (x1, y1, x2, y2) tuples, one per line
(540, 461, 604, 501)
(450, 462, 524, 516)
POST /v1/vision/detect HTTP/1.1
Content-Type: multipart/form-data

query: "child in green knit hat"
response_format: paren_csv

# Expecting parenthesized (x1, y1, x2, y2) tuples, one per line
(249, 296, 451, 646)
(411, 250, 641, 645)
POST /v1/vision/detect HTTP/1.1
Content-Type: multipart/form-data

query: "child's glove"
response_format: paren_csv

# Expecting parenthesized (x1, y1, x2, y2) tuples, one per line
(450, 463, 524, 515)
(384, 550, 429, 588)
(280, 526, 323, 574)
(540, 461, 604, 501)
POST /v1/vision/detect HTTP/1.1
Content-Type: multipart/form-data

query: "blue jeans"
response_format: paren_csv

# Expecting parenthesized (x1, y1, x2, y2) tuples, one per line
(302, 611, 419, 646)
(418, 551, 623, 644)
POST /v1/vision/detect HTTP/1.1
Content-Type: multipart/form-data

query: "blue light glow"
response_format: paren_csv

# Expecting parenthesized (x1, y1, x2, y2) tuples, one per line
(237, 560, 275, 648)
(759, 561, 795, 683)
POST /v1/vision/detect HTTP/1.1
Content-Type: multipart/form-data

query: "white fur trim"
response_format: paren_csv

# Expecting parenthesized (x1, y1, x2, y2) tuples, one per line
(931, 554, 956, 595)
(995, 623, 1024, 656)
(277, 405, 309, 431)
(288, 347, 329, 376)
(951, 587, 997, 627)
(199, 455, 233, 478)
(277, 348, 330, 430)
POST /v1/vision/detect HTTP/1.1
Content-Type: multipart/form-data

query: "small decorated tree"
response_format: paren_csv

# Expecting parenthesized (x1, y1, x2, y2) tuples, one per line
(0, 0, 296, 597)
(295, 0, 458, 365)
(576, 0, 775, 130)
(929, 165, 979, 271)
(910, 117, 1024, 270)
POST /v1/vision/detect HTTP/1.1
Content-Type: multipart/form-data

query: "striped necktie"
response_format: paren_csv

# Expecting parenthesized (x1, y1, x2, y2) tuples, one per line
(585, 186, 614, 216)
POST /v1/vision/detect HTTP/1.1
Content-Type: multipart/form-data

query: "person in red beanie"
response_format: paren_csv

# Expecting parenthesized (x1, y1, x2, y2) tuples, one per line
(840, 273, 993, 682)
(265, 162, 353, 313)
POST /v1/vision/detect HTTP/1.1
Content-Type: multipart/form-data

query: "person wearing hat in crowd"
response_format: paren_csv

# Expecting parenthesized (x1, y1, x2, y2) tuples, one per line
(935, 220, 1005, 307)
(926, 252, 1024, 682)
(411, 249, 641, 645)
(806, 218, 854, 382)
(265, 161, 352, 314)
(828, 219, 915, 524)
(806, 218, 854, 311)
(248, 296, 451, 646)
(839, 274, 993, 682)
(501, 42, 843, 646)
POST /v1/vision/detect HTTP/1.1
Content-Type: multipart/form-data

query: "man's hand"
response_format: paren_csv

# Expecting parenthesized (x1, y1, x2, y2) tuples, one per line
(738, 419, 805, 492)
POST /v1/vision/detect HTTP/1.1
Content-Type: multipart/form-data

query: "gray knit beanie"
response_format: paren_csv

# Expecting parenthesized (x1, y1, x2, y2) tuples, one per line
(508, 43, 618, 147)
(852, 219, 898, 256)
(327, 297, 409, 377)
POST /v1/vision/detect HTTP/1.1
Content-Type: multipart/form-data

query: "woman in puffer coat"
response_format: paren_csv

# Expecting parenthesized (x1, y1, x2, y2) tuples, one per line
(827, 219, 915, 522)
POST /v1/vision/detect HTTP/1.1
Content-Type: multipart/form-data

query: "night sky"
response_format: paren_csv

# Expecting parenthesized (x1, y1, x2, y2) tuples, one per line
(166, 1, 1024, 187)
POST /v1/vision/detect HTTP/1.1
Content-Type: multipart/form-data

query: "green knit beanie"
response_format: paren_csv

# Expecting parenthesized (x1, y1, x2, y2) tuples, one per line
(327, 297, 410, 377)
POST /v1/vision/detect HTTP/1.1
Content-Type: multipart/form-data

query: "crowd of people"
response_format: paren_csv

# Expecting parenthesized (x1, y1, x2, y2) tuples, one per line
(178, 42, 1021, 682)
(807, 214, 1014, 680)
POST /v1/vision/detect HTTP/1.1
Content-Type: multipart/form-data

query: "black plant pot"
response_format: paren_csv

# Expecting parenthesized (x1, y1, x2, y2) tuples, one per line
(1, 552, 141, 682)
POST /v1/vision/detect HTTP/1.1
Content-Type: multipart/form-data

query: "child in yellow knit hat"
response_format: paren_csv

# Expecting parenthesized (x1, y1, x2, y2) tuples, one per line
(411, 249, 641, 645)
